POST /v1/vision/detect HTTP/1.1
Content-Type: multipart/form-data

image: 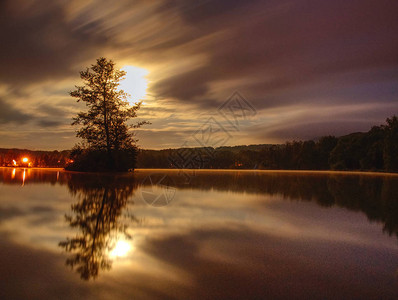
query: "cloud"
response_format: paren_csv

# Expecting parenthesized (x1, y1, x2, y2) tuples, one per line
(149, 0, 398, 108)
(0, 0, 397, 148)
(0, 0, 110, 85)
(0, 97, 33, 124)
(151, 66, 211, 101)
(31, 103, 70, 128)
(0, 129, 76, 150)
(36, 104, 69, 118)
(36, 119, 64, 128)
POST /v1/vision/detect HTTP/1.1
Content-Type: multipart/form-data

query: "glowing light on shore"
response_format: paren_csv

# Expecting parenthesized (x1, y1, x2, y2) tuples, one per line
(13, 160, 17, 166)
(109, 240, 132, 258)
(22, 157, 29, 163)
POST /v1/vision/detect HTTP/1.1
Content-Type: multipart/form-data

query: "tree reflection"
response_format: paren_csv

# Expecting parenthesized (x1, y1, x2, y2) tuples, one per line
(138, 171, 398, 239)
(59, 174, 137, 280)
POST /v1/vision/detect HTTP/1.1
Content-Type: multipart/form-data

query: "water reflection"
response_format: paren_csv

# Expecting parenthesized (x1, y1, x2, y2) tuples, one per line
(0, 167, 67, 185)
(152, 171, 398, 239)
(59, 174, 138, 280)
(0, 168, 397, 298)
(0, 168, 397, 239)
(22, 169, 26, 186)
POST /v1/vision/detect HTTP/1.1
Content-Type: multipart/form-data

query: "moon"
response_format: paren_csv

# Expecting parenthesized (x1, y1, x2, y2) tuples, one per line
(109, 239, 132, 258)
(119, 65, 149, 104)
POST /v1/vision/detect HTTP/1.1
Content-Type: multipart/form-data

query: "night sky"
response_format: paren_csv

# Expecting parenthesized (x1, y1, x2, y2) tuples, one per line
(0, 0, 397, 150)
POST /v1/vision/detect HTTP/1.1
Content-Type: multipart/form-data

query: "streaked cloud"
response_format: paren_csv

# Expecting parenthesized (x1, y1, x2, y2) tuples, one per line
(0, 97, 33, 124)
(0, 0, 397, 149)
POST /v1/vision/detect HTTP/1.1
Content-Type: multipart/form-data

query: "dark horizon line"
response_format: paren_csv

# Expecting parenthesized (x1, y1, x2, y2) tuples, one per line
(0, 132, 366, 153)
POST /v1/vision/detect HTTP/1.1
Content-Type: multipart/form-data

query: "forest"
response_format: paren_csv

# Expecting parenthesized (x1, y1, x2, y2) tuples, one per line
(137, 116, 398, 172)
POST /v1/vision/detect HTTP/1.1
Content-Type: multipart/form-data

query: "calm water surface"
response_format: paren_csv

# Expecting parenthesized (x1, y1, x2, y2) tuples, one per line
(0, 167, 397, 299)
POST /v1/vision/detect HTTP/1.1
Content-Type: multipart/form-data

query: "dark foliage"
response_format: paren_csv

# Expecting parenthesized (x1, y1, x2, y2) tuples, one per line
(137, 116, 398, 172)
(65, 147, 137, 172)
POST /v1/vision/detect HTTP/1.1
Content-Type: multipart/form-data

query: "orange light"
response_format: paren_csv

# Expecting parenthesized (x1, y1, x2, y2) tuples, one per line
(22, 157, 29, 163)
(22, 169, 26, 187)
(13, 160, 17, 166)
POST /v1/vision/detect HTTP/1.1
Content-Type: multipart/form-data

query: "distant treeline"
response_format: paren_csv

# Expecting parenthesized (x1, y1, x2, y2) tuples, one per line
(137, 116, 398, 172)
(1, 116, 397, 172)
(0, 148, 70, 168)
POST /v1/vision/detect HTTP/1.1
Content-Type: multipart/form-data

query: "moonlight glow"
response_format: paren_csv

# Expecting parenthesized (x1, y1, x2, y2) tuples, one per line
(119, 65, 149, 104)
(109, 240, 132, 258)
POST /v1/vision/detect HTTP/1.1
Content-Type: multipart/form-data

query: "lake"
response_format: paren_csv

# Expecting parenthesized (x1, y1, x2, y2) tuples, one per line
(0, 167, 397, 299)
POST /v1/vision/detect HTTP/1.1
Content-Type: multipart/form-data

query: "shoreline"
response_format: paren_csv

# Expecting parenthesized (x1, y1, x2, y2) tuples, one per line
(135, 168, 398, 177)
(1, 166, 397, 176)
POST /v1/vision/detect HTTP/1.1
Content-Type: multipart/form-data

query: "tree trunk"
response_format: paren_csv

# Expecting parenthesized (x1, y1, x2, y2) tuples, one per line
(103, 89, 112, 169)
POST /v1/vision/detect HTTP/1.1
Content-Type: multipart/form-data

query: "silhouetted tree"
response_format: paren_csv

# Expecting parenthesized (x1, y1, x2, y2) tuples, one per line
(68, 57, 149, 171)
(360, 125, 384, 170)
(317, 136, 337, 169)
(329, 132, 366, 170)
(383, 115, 398, 172)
